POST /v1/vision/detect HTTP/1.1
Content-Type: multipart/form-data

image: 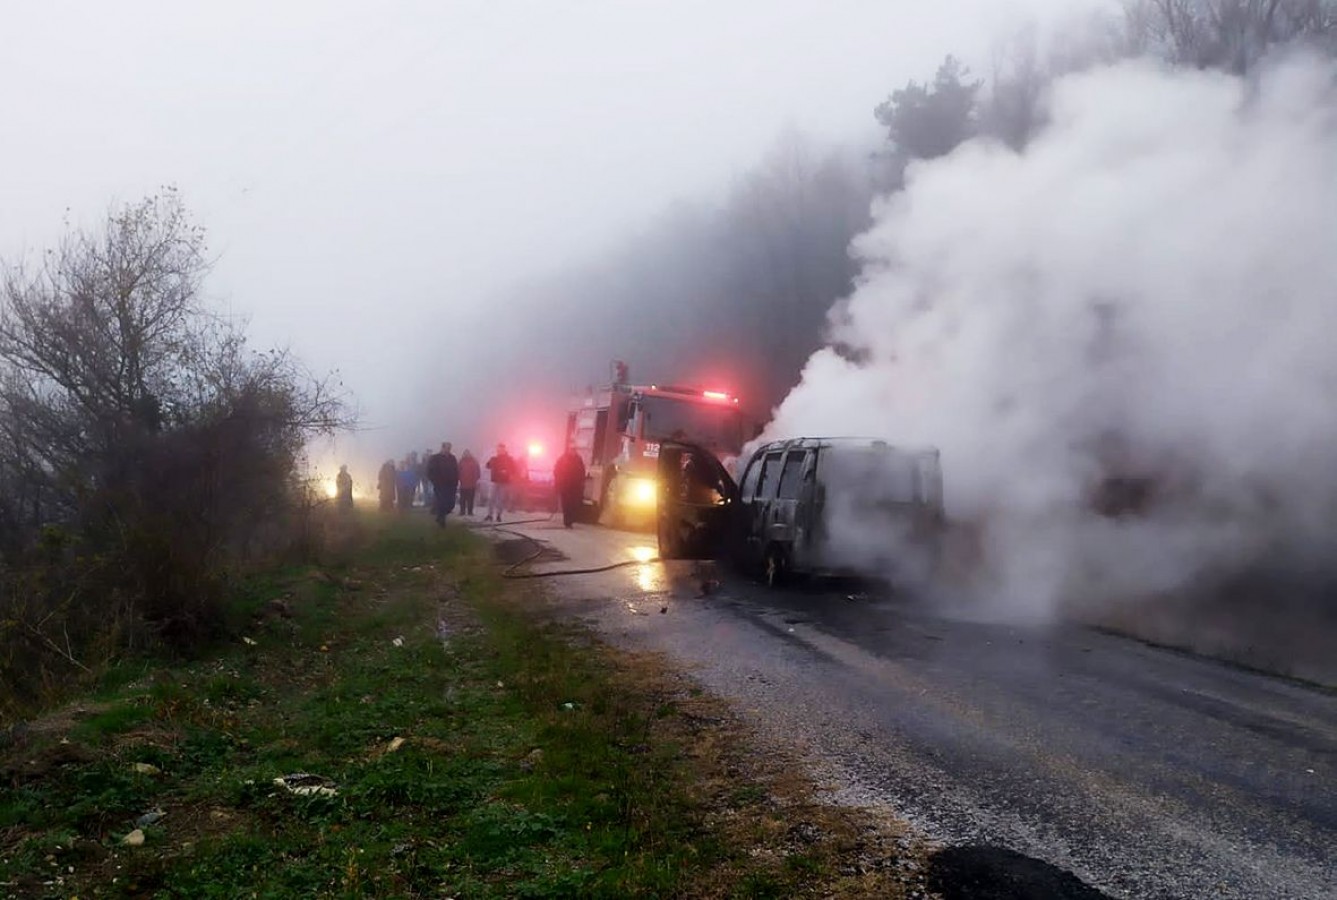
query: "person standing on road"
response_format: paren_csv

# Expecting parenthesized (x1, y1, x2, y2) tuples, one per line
(335, 464, 354, 512)
(377, 459, 396, 511)
(425, 442, 459, 527)
(484, 443, 514, 523)
(553, 446, 586, 528)
(458, 449, 481, 516)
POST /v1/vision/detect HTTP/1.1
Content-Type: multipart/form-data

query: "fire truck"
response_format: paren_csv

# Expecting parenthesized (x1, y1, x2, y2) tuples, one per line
(565, 364, 757, 528)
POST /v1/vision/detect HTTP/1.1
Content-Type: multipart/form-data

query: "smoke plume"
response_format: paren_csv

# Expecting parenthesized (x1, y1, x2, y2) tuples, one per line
(767, 55, 1337, 622)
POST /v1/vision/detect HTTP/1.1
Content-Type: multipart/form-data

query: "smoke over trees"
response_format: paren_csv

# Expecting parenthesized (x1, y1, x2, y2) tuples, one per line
(1127, 0, 1337, 72)
(0, 192, 348, 712)
(754, 4, 1337, 680)
(450, 1, 1334, 464)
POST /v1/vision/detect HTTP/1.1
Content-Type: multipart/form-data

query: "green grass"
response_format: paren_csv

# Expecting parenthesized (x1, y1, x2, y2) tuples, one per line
(0, 514, 909, 898)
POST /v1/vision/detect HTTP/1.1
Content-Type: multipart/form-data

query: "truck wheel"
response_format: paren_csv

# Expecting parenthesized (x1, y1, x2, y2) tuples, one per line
(599, 479, 625, 530)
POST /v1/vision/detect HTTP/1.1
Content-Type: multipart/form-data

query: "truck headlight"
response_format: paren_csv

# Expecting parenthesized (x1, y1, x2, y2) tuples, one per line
(626, 478, 657, 506)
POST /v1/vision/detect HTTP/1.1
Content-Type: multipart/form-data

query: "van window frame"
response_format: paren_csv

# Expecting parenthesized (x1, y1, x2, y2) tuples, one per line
(739, 454, 765, 501)
(757, 452, 785, 501)
(775, 450, 809, 501)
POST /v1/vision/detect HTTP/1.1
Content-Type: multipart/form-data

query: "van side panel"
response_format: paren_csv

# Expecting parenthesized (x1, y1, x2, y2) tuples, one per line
(805, 444, 943, 580)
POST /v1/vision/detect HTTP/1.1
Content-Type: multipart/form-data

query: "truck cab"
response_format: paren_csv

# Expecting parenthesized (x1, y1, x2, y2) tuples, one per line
(567, 381, 755, 528)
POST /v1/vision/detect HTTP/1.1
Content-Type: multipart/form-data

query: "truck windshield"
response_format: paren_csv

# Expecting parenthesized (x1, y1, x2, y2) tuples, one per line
(639, 396, 744, 454)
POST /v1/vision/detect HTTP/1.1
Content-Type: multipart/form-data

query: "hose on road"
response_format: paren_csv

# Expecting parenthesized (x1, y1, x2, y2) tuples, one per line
(463, 517, 662, 579)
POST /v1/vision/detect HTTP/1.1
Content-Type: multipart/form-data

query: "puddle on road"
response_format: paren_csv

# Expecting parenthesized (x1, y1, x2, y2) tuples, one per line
(625, 545, 669, 594)
(631, 563, 660, 593)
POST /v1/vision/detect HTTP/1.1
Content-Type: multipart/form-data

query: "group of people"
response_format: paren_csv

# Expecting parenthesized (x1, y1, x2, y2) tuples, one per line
(376, 452, 438, 513)
(346, 440, 588, 529)
(368, 443, 538, 526)
(376, 448, 478, 522)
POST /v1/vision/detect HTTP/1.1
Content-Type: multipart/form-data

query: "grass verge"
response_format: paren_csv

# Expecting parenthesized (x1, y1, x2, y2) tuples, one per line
(1, 513, 925, 898)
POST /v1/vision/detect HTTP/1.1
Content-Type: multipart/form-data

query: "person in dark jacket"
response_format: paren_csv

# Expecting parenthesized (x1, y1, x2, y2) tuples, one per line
(458, 450, 481, 516)
(484, 443, 514, 523)
(377, 460, 397, 511)
(335, 464, 354, 512)
(425, 442, 459, 527)
(553, 446, 586, 528)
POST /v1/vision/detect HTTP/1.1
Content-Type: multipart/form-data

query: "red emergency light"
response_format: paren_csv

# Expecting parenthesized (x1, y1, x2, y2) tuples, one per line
(528, 441, 544, 458)
(702, 390, 730, 401)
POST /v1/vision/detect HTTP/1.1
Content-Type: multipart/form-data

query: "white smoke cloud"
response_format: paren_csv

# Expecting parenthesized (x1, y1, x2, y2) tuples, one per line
(767, 55, 1337, 620)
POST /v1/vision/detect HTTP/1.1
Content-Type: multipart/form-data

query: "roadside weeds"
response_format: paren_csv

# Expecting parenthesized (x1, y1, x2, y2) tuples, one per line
(1, 515, 930, 898)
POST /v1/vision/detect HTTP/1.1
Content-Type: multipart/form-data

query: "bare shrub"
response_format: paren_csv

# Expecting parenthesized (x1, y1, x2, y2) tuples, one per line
(0, 191, 350, 716)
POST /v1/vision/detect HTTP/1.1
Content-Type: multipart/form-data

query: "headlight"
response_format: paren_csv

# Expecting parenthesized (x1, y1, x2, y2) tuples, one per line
(626, 478, 657, 506)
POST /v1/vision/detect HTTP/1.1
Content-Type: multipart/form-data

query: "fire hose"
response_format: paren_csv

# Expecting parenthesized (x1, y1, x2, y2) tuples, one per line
(463, 517, 661, 579)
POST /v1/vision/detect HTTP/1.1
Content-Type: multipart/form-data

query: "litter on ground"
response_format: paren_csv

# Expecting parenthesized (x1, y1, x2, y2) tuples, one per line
(273, 773, 338, 797)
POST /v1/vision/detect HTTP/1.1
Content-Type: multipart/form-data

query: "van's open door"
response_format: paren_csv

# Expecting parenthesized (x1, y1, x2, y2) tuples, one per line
(656, 442, 738, 560)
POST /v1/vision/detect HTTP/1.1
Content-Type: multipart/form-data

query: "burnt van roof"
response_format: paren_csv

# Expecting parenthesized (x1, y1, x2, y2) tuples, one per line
(751, 437, 939, 457)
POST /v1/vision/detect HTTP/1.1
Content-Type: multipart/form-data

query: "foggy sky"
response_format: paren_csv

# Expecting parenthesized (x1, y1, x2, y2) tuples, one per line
(1, 0, 1108, 479)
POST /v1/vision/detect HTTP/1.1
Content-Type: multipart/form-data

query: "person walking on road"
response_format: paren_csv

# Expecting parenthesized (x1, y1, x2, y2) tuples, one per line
(426, 442, 459, 527)
(484, 443, 515, 523)
(458, 449, 481, 516)
(553, 446, 586, 528)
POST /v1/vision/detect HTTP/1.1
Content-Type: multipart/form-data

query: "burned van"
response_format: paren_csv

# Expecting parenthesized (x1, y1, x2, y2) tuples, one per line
(656, 438, 944, 586)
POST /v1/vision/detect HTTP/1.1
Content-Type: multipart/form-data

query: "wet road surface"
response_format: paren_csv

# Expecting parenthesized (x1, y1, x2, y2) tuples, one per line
(487, 519, 1337, 900)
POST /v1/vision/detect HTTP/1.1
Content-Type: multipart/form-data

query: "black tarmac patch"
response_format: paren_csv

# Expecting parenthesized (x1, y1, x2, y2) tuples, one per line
(928, 845, 1114, 900)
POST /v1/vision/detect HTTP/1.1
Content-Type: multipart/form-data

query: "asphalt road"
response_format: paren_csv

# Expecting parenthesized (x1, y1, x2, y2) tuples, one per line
(487, 518, 1337, 900)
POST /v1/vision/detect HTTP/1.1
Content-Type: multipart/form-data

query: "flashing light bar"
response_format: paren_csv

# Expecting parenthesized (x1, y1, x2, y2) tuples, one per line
(643, 384, 744, 404)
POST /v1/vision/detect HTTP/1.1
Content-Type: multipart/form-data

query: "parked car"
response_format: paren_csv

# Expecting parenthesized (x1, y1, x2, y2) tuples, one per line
(656, 437, 944, 586)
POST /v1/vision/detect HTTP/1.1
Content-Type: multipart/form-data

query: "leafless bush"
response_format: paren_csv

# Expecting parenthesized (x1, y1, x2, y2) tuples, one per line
(0, 190, 351, 715)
